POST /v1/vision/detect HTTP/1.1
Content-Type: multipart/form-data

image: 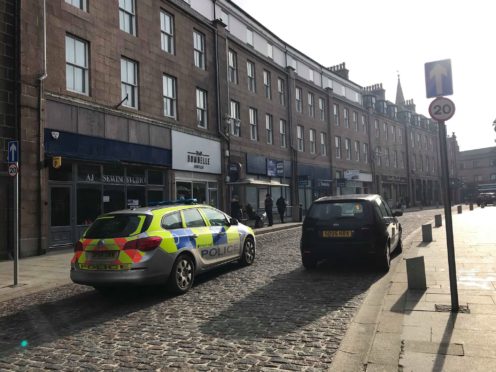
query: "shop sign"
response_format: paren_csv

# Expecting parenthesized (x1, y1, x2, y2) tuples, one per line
(84, 174, 146, 185)
(382, 175, 407, 183)
(172, 130, 221, 174)
(344, 169, 360, 180)
(267, 159, 284, 177)
(318, 179, 332, 187)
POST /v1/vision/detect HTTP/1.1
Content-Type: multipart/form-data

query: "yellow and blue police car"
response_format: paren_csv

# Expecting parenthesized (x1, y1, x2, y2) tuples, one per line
(70, 200, 256, 294)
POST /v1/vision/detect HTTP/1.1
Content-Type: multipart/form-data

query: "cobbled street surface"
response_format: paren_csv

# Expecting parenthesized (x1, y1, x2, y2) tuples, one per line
(0, 208, 442, 371)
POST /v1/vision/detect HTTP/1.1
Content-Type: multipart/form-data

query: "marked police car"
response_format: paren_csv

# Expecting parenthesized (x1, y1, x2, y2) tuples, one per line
(70, 200, 256, 294)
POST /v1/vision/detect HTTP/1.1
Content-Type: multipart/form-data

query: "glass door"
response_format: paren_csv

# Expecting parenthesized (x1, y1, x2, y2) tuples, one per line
(49, 185, 74, 247)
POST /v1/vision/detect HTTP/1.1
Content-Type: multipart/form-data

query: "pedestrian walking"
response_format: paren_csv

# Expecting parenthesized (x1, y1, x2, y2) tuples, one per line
(230, 195, 242, 221)
(264, 193, 273, 226)
(276, 195, 286, 223)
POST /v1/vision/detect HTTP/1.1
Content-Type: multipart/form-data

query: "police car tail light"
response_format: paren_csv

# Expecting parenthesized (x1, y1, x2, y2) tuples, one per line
(124, 237, 162, 252)
(74, 241, 83, 252)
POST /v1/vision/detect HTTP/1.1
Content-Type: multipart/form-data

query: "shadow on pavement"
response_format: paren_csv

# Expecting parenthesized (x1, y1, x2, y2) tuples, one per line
(199, 259, 384, 340)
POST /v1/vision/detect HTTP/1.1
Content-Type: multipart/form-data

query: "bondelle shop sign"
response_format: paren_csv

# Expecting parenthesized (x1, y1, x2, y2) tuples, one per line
(172, 130, 221, 174)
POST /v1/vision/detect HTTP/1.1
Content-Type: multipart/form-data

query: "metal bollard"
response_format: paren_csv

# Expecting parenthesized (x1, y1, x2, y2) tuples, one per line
(434, 214, 442, 227)
(457, 205, 462, 214)
(406, 256, 427, 290)
(469, 203, 473, 211)
(422, 223, 432, 242)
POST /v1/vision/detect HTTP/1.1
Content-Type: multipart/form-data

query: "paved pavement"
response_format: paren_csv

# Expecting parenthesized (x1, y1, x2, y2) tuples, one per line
(331, 204, 496, 371)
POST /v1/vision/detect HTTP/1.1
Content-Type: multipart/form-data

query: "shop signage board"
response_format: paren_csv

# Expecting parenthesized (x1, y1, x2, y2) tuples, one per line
(172, 131, 221, 174)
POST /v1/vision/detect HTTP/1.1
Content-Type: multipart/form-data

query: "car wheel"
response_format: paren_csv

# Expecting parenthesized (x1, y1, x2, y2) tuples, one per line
(302, 255, 318, 270)
(377, 242, 391, 272)
(240, 237, 256, 266)
(167, 254, 195, 295)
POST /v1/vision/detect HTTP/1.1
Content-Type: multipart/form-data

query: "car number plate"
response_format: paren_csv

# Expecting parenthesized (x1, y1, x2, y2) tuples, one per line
(90, 251, 119, 259)
(79, 263, 131, 271)
(322, 230, 353, 238)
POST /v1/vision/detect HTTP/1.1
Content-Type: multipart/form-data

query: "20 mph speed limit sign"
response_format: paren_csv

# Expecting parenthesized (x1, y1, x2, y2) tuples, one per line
(429, 97, 455, 121)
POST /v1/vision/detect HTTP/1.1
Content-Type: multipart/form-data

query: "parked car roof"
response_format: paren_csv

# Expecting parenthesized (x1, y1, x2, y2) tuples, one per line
(313, 194, 379, 203)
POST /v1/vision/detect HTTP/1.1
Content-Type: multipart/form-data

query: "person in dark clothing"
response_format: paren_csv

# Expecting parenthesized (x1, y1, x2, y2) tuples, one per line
(276, 196, 286, 223)
(230, 195, 242, 221)
(264, 194, 273, 226)
(245, 203, 262, 228)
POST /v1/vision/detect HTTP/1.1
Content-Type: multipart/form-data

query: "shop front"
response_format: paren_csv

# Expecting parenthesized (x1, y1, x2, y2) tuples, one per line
(381, 175, 408, 208)
(298, 164, 332, 214)
(337, 169, 372, 196)
(228, 154, 291, 217)
(171, 130, 221, 208)
(45, 129, 171, 248)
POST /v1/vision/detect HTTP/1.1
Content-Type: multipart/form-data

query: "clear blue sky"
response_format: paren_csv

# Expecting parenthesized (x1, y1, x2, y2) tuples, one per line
(233, 0, 496, 151)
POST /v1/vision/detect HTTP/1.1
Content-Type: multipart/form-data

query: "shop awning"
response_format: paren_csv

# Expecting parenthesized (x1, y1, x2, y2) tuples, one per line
(227, 178, 290, 187)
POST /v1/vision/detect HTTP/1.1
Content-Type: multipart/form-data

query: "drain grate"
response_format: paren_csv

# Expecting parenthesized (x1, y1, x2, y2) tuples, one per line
(435, 304, 470, 313)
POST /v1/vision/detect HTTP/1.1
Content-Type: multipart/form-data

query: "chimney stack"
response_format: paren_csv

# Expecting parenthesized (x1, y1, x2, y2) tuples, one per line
(328, 62, 349, 80)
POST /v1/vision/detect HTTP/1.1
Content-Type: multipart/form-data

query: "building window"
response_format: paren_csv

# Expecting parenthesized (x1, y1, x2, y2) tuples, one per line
(230, 100, 240, 136)
(342, 108, 349, 128)
(398, 128, 402, 144)
(335, 136, 341, 159)
(193, 31, 206, 69)
(297, 125, 304, 152)
(354, 141, 360, 162)
(267, 43, 273, 59)
(308, 93, 315, 118)
(384, 148, 390, 167)
(475, 175, 483, 182)
(119, 0, 136, 35)
(318, 98, 325, 121)
(65, 35, 89, 95)
(353, 111, 358, 131)
(410, 132, 414, 147)
(490, 174, 496, 181)
(309, 129, 316, 154)
(196, 88, 207, 128)
(249, 107, 258, 141)
(246, 29, 253, 46)
(320, 132, 327, 156)
(490, 159, 496, 166)
(163, 74, 176, 119)
(393, 150, 398, 168)
(375, 119, 379, 138)
(120, 57, 138, 108)
(228, 49, 238, 84)
(65, 0, 87, 11)
(363, 143, 369, 164)
(376, 147, 382, 167)
(383, 122, 388, 140)
(333, 104, 340, 126)
(362, 115, 367, 132)
(280, 119, 287, 148)
(247, 61, 256, 92)
(263, 70, 271, 99)
(277, 78, 285, 106)
(391, 125, 396, 142)
(295, 87, 302, 113)
(160, 10, 174, 54)
(266, 114, 274, 145)
(309, 69, 314, 82)
(401, 152, 406, 169)
(345, 138, 351, 160)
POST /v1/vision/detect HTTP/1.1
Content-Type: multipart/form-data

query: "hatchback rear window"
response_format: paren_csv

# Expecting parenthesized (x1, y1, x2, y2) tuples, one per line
(307, 201, 371, 222)
(84, 214, 151, 238)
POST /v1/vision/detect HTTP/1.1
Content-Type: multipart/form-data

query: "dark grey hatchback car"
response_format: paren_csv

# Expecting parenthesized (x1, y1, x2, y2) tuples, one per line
(300, 194, 403, 271)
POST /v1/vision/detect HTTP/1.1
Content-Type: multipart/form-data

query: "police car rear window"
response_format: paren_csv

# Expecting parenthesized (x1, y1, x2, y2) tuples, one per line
(85, 214, 151, 238)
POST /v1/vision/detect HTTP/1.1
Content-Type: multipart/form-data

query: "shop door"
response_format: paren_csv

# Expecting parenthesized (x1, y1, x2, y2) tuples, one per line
(49, 185, 74, 247)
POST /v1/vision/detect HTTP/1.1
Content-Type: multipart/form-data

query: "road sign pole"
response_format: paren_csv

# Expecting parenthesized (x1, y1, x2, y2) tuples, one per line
(13, 165, 19, 286)
(438, 121, 459, 312)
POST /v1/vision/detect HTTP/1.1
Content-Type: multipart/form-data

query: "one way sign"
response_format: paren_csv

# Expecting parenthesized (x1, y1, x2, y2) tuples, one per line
(7, 140, 18, 163)
(425, 59, 453, 98)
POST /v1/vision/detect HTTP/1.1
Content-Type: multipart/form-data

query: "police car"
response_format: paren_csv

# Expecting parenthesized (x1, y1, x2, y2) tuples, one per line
(70, 200, 256, 294)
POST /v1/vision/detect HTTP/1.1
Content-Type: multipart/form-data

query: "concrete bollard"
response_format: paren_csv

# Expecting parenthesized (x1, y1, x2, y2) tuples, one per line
(406, 256, 427, 290)
(457, 205, 462, 214)
(422, 224, 432, 242)
(434, 214, 442, 227)
(469, 203, 474, 211)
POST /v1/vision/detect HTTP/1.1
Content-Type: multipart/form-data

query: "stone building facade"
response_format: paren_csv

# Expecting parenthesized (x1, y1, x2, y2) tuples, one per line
(2, 0, 448, 258)
(458, 146, 496, 201)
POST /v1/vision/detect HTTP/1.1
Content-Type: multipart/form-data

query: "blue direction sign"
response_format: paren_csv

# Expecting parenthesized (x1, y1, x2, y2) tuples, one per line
(7, 140, 18, 163)
(425, 59, 453, 98)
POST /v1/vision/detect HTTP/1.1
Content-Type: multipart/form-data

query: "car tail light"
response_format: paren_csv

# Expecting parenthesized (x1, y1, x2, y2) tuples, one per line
(124, 237, 162, 252)
(74, 241, 83, 252)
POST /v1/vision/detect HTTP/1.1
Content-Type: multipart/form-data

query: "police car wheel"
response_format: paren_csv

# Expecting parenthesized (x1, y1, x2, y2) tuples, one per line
(168, 254, 195, 294)
(240, 237, 255, 266)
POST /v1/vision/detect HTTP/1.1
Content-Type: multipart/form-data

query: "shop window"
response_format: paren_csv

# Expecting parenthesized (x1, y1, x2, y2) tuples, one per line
(49, 162, 72, 181)
(77, 185, 102, 225)
(127, 187, 145, 208)
(78, 164, 100, 182)
(176, 181, 192, 200)
(147, 190, 163, 205)
(50, 187, 71, 226)
(103, 186, 125, 213)
(148, 170, 164, 185)
(193, 182, 207, 204)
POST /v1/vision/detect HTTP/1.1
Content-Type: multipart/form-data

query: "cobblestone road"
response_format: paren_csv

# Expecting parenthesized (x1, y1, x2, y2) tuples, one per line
(0, 209, 442, 371)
